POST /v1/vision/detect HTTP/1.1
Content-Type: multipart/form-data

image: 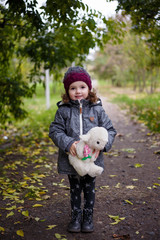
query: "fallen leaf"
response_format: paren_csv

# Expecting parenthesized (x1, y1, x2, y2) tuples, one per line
(42, 195, 50, 200)
(113, 233, 130, 239)
(55, 233, 61, 239)
(108, 215, 125, 225)
(126, 185, 135, 189)
(125, 200, 133, 205)
(22, 210, 29, 217)
(16, 229, 24, 237)
(46, 225, 57, 230)
(5, 205, 16, 210)
(115, 183, 121, 188)
(100, 185, 109, 189)
(134, 163, 144, 168)
(32, 204, 43, 207)
(122, 148, 136, 153)
(0, 226, 5, 232)
(6, 211, 14, 218)
(153, 183, 160, 186)
(154, 150, 160, 154)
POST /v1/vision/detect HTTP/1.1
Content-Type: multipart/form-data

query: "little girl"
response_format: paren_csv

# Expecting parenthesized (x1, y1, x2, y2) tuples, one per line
(49, 66, 117, 233)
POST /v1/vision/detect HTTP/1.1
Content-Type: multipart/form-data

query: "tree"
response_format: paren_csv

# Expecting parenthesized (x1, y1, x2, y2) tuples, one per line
(0, 0, 122, 124)
(91, 16, 160, 92)
(116, 0, 160, 55)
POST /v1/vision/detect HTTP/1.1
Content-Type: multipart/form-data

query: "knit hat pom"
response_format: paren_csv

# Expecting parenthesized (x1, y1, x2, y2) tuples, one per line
(63, 66, 92, 91)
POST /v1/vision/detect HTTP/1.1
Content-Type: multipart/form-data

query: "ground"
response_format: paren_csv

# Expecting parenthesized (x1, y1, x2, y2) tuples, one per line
(0, 96, 160, 240)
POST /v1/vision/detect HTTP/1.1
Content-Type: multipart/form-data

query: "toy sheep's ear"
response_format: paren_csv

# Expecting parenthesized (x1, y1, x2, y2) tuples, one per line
(80, 133, 90, 142)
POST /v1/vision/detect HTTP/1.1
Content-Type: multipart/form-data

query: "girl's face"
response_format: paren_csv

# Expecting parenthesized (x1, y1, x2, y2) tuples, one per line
(68, 81, 89, 101)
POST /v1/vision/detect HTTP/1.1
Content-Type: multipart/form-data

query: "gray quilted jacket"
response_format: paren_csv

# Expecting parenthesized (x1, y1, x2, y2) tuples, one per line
(49, 98, 117, 175)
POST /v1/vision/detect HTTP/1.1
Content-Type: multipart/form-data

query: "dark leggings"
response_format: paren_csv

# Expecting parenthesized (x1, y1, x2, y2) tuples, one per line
(68, 174, 96, 211)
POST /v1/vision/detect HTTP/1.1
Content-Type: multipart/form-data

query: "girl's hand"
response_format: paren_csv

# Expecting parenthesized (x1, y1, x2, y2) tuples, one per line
(69, 141, 79, 156)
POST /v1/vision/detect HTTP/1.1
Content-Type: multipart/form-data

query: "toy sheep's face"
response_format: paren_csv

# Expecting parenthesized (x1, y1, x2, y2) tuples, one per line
(80, 127, 108, 150)
(87, 137, 107, 150)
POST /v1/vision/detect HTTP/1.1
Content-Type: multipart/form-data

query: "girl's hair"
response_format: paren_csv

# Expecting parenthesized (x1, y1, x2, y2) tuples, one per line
(61, 88, 98, 103)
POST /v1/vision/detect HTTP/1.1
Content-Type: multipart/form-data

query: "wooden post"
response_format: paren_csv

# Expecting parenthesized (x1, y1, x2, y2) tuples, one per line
(45, 69, 50, 109)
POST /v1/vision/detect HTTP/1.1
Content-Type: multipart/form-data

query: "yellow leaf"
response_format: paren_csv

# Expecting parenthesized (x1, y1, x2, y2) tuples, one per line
(16, 230, 24, 237)
(110, 220, 120, 225)
(109, 175, 117, 177)
(32, 204, 43, 207)
(0, 226, 5, 232)
(115, 183, 121, 188)
(42, 195, 50, 200)
(125, 200, 133, 205)
(46, 225, 57, 230)
(153, 183, 160, 186)
(108, 215, 125, 225)
(6, 205, 16, 210)
(6, 211, 14, 218)
(38, 174, 46, 178)
(55, 233, 61, 239)
(134, 163, 144, 168)
(22, 210, 29, 217)
(126, 185, 135, 189)
(100, 185, 109, 189)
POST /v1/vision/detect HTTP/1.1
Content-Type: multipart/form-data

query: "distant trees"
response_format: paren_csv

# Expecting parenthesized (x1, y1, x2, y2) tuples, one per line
(92, 0, 160, 92)
(92, 16, 160, 92)
(117, 0, 160, 55)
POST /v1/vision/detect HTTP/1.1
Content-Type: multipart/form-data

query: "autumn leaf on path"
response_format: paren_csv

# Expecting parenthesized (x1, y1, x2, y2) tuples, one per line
(6, 211, 14, 218)
(134, 163, 144, 168)
(16, 229, 24, 237)
(125, 200, 133, 205)
(113, 233, 130, 239)
(55, 233, 67, 239)
(22, 210, 29, 217)
(0, 226, 5, 232)
(108, 215, 125, 225)
(32, 204, 43, 207)
(121, 148, 136, 153)
(126, 185, 135, 189)
(46, 225, 57, 230)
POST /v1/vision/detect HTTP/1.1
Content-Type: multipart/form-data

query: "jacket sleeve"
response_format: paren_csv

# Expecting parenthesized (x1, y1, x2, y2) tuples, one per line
(49, 109, 75, 152)
(98, 107, 117, 152)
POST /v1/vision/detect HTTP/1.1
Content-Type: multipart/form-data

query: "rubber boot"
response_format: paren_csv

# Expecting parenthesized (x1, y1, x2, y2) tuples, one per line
(81, 208, 94, 233)
(67, 209, 82, 232)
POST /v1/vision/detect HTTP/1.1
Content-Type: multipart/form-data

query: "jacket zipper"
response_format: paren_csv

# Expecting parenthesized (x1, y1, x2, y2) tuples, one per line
(79, 101, 83, 135)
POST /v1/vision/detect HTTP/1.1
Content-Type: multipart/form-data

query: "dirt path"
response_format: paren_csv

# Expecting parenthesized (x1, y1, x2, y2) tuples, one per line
(1, 97, 160, 240)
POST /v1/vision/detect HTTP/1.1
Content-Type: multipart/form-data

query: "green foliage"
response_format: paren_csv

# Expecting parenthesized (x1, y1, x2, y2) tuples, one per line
(91, 16, 160, 92)
(0, 67, 36, 124)
(116, 0, 160, 54)
(113, 93, 160, 133)
(0, 0, 123, 124)
(13, 82, 62, 138)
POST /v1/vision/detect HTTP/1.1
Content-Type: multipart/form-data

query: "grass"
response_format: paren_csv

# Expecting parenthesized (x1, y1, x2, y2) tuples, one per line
(0, 82, 64, 142)
(97, 80, 160, 133)
(112, 93, 160, 133)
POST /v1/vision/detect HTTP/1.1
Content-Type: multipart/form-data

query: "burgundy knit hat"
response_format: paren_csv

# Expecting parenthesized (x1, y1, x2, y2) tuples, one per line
(63, 66, 92, 92)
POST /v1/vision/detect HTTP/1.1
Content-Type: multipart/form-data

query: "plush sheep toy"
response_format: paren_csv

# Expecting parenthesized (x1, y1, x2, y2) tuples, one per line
(69, 127, 108, 177)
